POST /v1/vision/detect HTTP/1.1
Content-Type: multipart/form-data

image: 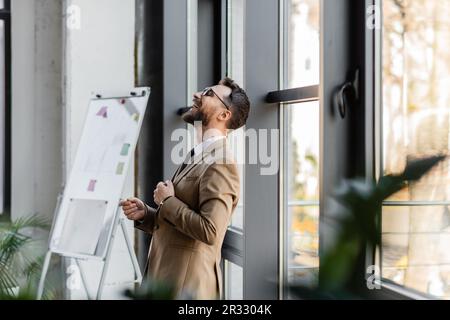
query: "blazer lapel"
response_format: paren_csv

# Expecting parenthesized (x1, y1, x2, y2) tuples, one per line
(170, 164, 182, 182)
(172, 138, 227, 185)
(173, 150, 204, 185)
(171, 147, 195, 182)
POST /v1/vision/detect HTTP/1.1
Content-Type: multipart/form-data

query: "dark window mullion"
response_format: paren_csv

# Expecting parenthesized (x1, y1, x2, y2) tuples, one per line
(0, 0, 10, 14)
(266, 84, 319, 104)
(1, 0, 11, 215)
(383, 201, 450, 207)
(222, 229, 243, 266)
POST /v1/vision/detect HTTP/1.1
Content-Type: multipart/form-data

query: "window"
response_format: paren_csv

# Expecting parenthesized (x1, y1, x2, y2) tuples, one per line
(186, 0, 245, 232)
(224, 260, 243, 299)
(227, 130, 245, 230)
(0, 0, 10, 215)
(286, 0, 319, 89)
(226, 0, 245, 231)
(285, 101, 319, 294)
(222, 0, 245, 299)
(381, 0, 450, 299)
(281, 0, 320, 297)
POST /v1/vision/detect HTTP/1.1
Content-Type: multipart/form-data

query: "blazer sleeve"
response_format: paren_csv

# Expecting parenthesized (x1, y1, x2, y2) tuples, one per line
(158, 163, 240, 246)
(134, 204, 157, 234)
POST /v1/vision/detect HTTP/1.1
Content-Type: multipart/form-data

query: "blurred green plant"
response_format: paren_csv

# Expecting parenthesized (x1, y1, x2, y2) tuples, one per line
(290, 155, 446, 299)
(0, 215, 54, 300)
(124, 278, 180, 300)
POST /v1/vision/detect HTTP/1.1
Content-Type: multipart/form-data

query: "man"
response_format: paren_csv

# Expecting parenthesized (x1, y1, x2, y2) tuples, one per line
(120, 78, 250, 299)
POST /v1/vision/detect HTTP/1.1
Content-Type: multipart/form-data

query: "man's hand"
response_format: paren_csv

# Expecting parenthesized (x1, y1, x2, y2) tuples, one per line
(119, 197, 146, 221)
(154, 180, 175, 205)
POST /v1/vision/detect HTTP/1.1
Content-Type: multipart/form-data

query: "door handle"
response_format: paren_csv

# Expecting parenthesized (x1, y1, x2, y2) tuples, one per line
(336, 69, 360, 119)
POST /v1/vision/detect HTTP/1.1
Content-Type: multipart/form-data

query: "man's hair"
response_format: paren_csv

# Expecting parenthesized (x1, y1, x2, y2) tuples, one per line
(219, 77, 250, 130)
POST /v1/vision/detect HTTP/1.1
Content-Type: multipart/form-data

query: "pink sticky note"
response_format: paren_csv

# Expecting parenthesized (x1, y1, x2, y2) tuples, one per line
(87, 179, 97, 192)
(96, 106, 108, 118)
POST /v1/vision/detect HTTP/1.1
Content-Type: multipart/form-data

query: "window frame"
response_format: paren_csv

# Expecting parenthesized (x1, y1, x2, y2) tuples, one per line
(0, 0, 11, 217)
(279, 97, 320, 299)
(350, 0, 424, 300)
(373, 0, 447, 300)
(240, 0, 280, 300)
(246, 0, 436, 300)
(272, 0, 322, 299)
(220, 0, 244, 272)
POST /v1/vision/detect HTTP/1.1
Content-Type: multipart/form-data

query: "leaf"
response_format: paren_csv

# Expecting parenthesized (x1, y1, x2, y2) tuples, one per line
(124, 278, 179, 300)
(23, 256, 45, 280)
(297, 155, 447, 299)
(6, 215, 50, 232)
(377, 155, 447, 200)
(0, 214, 50, 299)
(319, 236, 360, 291)
(0, 262, 19, 297)
(402, 155, 447, 181)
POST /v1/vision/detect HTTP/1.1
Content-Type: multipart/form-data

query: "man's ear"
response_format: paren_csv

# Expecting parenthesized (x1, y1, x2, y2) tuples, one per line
(218, 110, 232, 122)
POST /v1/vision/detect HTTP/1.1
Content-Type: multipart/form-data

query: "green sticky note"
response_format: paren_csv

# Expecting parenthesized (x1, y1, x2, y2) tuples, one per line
(116, 162, 125, 175)
(120, 143, 131, 156)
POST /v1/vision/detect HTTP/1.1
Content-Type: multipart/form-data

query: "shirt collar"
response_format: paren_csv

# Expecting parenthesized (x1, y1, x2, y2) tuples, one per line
(193, 135, 226, 156)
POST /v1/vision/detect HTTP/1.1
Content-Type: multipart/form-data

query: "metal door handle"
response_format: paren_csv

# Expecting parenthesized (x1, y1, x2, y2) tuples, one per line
(336, 69, 360, 119)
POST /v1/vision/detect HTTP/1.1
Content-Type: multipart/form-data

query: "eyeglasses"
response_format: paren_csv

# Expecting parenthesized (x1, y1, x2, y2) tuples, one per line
(201, 87, 230, 110)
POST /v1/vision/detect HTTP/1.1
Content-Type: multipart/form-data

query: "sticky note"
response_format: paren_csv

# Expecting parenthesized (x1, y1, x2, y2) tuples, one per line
(96, 106, 108, 118)
(116, 162, 125, 175)
(87, 179, 97, 192)
(122, 99, 139, 116)
(120, 143, 131, 156)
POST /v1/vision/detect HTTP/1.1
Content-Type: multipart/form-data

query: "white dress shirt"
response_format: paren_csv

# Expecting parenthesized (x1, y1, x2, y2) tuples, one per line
(192, 135, 226, 157)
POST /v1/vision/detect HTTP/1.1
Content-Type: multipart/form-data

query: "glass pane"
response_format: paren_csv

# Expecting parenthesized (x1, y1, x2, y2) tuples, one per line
(228, 128, 244, 230)
(286, 0, 320, 88)
(286, 206, 319, 290)
(227, 0, 244, 85)
(225, 260, 243, 300)
(227, 0, 245, 230)
(285, 101, 320, 297)
(382, 0, 450, 201)
(0, 20, 5, 214)
(288, 102, 319, 202)
(382, 205, 450, 299)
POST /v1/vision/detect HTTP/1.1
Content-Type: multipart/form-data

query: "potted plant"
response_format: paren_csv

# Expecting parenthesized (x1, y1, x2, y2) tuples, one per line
(0, 215, 54, 299)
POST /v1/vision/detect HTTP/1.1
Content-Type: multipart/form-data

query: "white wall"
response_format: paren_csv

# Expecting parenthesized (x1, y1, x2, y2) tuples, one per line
(63, 0, 136, 300)
(11, 0, 63, 221)
(12, 0, 137, 300)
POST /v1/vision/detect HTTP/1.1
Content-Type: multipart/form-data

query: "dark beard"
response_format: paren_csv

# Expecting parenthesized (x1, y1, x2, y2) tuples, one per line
(182, 107, 211, 126)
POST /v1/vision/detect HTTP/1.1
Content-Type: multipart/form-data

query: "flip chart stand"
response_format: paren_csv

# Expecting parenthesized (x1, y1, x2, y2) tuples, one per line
(36, 87, 150, 300)
(37, 198, 142, 300)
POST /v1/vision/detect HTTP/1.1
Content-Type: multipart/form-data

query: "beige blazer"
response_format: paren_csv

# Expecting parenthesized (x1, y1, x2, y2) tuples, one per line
(135, 139, 240, 299)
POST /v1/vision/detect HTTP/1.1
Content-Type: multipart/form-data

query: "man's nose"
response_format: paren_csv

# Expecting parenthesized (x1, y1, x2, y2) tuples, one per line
(193, 92, 201, 100)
